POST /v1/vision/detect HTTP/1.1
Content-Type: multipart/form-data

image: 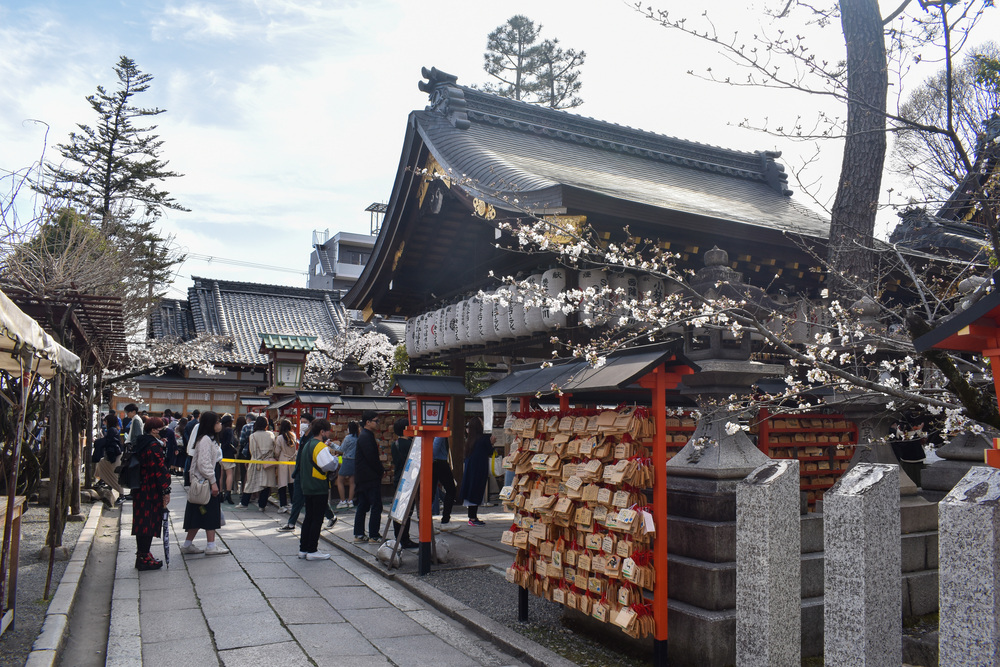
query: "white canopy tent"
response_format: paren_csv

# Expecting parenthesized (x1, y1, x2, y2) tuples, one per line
(0, 289, 81, 377)
(0, 288, 80, 636)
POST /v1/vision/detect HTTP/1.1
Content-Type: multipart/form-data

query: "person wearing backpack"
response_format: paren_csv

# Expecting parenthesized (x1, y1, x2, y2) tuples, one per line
(95, 413, 124, 505)
(117, 404, 144, 501)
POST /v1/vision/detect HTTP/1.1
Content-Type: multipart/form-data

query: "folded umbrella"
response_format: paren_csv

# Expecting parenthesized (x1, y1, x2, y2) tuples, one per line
(162, 509, 170, 568)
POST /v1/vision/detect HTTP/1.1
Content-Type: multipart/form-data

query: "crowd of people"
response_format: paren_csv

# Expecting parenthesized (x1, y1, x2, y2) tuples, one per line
(93, 405, 499, 572)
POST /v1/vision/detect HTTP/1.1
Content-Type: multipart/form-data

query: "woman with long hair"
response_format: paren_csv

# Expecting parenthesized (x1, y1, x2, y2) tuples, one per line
(334, 421, 358, 508)
(275, 419, 297, 512)
(219, 414, 237, 504)
(172, 417, 188, 475)
(459, 416, 493, 526)
(234, 414, 247, 493)
(236, 416, 277, 510)
(132, 417, 171, 569)
(180, 411, 230, 556)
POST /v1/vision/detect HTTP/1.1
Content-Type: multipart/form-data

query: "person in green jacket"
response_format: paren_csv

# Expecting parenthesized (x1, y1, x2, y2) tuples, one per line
(297, 418, 334, 561)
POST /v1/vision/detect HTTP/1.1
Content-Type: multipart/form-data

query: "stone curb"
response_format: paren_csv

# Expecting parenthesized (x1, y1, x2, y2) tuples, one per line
(312, 518, 577, 667)
(24, 502, 104, 667)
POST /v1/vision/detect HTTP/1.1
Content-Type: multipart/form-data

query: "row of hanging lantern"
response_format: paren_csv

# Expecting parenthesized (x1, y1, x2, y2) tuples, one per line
(404, 267, 668, 358)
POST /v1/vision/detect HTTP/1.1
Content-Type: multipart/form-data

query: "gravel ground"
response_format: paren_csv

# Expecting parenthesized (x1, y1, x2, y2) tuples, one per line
(424, 566, 652, 667)
(0, 501, 88, 667)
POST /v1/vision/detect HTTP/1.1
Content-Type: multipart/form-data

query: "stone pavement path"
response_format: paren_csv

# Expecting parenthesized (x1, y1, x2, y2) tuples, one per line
(108, 479, 527, 667)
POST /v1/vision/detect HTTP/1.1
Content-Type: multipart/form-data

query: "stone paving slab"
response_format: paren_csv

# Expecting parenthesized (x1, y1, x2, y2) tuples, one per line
(269, 596, 345, 625)
(138, 585, 199, 613)
(254, 576, 320, 598)
(342, 607, 431, 640)
(287, 622, 381, 659)
(142, 632, 216, 667)
(376, 634, 495, 666)
(219, 641, 313, 667)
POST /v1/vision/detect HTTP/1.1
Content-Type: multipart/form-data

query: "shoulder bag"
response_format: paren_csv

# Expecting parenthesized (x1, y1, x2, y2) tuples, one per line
(186, 438, 211, 505)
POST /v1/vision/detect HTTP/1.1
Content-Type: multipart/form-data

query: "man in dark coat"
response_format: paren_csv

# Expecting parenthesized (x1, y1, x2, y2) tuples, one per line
(353, 411, 385, 541)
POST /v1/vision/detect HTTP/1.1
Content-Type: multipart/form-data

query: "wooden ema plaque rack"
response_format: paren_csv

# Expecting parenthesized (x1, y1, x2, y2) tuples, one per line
(501, 407, 659, 640)
(754, 408, 859, 510)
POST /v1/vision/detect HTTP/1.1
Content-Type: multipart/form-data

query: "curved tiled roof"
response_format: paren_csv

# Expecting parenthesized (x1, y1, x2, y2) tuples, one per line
(150, 278, 349, 367)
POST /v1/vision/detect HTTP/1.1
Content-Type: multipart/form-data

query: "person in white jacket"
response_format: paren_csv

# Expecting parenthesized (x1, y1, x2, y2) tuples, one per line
(180, 412, 230, 556)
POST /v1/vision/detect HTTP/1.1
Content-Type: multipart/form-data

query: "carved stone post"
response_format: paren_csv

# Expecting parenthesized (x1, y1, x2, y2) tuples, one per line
(736, 459, 801, 667)
(823, 463, 901, 666)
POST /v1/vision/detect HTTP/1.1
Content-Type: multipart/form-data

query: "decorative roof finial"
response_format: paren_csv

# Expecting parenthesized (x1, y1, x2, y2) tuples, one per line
(419, 67, 470, 130)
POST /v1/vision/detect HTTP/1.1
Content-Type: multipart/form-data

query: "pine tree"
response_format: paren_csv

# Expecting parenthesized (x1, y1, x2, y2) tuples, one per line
(481, 16, 586, 110)
(33, 55, 186, 324)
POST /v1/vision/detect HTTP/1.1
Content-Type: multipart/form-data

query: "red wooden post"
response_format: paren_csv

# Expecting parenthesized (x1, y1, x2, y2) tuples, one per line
(651, 365, 669, 657)
(419, 431, 435, 574)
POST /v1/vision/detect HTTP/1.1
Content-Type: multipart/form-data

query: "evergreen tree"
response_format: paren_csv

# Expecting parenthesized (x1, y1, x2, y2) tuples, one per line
(33, 55, 186, 324)
(481, 16, 586, 110)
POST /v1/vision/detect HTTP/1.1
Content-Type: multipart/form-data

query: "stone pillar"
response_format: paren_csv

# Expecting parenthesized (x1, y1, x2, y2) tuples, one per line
(938, 466, 1000, 666)
(736, 459, 801, 667)
(824, 463, 901, 666)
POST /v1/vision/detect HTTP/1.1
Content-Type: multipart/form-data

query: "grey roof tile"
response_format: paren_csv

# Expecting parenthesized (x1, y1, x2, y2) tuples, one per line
(158, 277, 350, 366)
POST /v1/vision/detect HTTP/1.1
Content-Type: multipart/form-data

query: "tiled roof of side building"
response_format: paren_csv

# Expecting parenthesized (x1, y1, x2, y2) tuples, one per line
(148, 298, 195, 340)
(151, 277, 350, 366)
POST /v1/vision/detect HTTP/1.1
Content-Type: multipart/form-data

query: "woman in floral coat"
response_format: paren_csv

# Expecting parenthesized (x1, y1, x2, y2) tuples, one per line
(132, 417, 171, 571)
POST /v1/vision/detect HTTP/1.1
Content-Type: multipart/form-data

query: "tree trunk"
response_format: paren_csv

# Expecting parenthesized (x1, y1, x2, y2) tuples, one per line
(827, 0, 888, 296)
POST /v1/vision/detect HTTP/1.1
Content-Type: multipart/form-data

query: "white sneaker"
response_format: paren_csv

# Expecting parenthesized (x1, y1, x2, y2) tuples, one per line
(204, 545, 230, 556)
(336, 501, 347, 509)
(347, 500, 354, 508)
(305, 552, 330, 561)
(297, 551, 308, 559)
(278, 505, 290, 514)
(180, 544, 204, 555)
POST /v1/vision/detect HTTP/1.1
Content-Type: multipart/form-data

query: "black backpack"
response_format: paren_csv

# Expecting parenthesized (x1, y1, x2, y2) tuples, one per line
(120, 444, 142, 489)
(91, 437, 105, 465)
(105, 437, 122, 463)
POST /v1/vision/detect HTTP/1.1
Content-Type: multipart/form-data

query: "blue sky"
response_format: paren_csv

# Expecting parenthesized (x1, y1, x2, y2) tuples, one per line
(2, 1, 996, 300)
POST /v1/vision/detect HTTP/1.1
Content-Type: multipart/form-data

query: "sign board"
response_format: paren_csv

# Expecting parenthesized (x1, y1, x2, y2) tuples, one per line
(389, 436, 422, 523)
(483, 399, 494, 434)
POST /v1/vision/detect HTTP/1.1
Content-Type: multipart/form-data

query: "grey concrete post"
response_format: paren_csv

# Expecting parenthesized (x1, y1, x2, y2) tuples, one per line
(939, 466, 1000, 666)
(823, 463, 901, 666)
(736, 459, 801, 667)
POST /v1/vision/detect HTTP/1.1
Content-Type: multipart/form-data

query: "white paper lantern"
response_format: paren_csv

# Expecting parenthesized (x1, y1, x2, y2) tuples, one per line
(510, 284, 529, 337)
(456, 298, 471, 344)
(610, 273, 639, 324)
(638, 275, 665, 304)
(467, 297, 485, 345)
(524, 273, 546, 332)
(405, 318, 416, 357)
(433, 308, 448, 351)
(441, 304, 459, 350)
(578, 269, 608, 327)
(483, 294, 502, 342)
(413, 313, 426, 356)
(541, 268, 568, 328)
(494, 288, 515, 339)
